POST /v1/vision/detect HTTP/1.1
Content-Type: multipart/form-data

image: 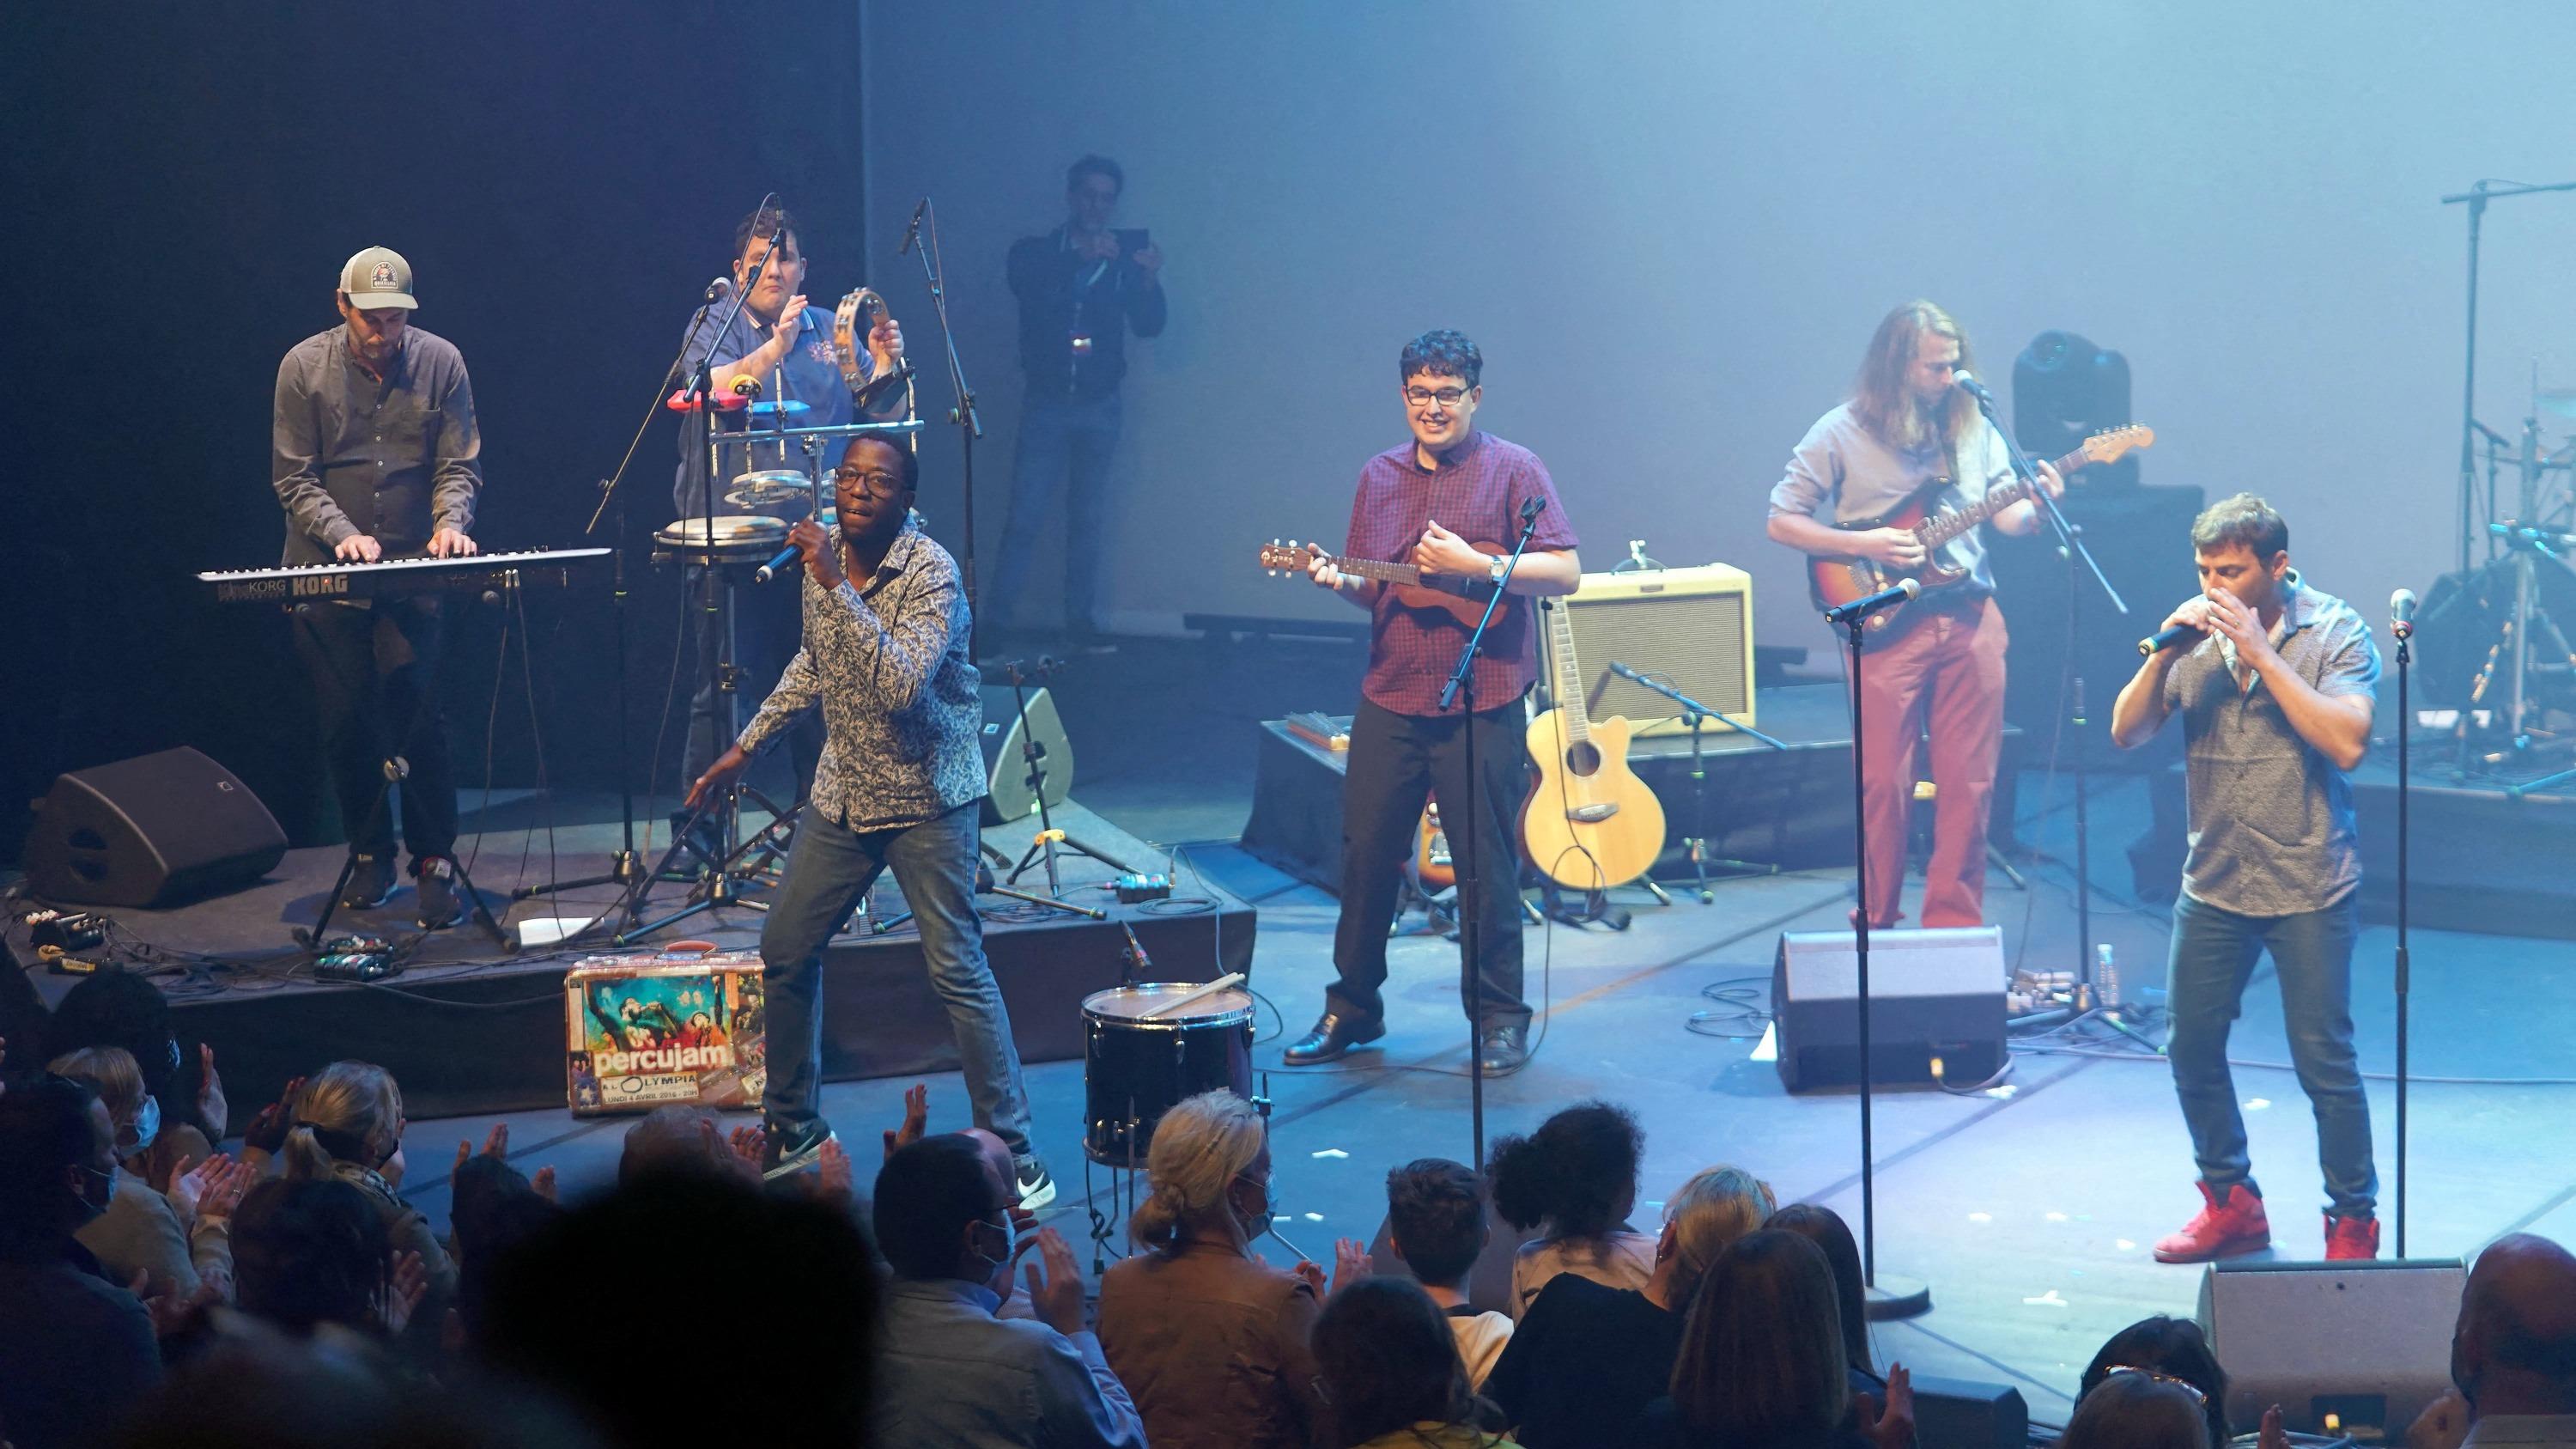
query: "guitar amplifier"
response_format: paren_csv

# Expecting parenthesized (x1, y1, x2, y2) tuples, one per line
(1539, 563, 1756, 736)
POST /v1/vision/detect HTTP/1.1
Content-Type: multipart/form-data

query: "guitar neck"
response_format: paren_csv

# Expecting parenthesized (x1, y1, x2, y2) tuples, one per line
(1325, 554, 1426, 586)
(1915, 442, 2088, 550)
(1544, 600, 1592, 746)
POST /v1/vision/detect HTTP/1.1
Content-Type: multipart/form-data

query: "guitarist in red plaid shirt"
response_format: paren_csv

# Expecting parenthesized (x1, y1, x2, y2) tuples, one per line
(1284, 331, 1581, 1075)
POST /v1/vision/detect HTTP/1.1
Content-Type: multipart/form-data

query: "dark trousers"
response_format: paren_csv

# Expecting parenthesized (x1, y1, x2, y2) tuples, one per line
(1328, 697, 1532, 1029)
(290, 599, 458, 865)
(989, 393, 1122, 631)
(677, 565, 821, 807)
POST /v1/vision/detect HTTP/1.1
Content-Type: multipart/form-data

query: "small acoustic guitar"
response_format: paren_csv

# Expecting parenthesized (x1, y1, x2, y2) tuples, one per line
(1254, 540, 1510, 630)
(1522, 598, 1666, 889)
(1807, 424, 2154, 632)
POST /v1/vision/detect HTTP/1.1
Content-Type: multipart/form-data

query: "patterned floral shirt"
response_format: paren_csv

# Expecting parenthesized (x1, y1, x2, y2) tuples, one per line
(735, 523, 987, 831)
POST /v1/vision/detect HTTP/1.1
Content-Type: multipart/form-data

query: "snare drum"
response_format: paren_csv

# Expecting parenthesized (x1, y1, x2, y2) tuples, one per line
(653, 514, 788, 565)
(1082, 983, 1255, 1165)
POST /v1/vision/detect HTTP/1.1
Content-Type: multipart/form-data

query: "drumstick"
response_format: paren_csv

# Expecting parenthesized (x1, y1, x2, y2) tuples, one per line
(1140, 971, 1247, 1019)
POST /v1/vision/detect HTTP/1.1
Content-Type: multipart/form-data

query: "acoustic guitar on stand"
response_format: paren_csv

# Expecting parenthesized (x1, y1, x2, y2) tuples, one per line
(1522, 597, 1667, 889)
(1254, 540, 1511, 630)
(1807, 424, 2154, 632)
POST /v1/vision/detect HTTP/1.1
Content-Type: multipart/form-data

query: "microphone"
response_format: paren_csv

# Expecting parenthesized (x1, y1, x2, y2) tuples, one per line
(2391, 588, 2418, 640)
(1607, 661, 1649, 683)
(1520, 495, 1545, 524)
(1822, 576, 1921, 624)
(1952, 370, 1998, 405)
(704, 276, 733, 301)
(754, 542, 803, 586)
(2138, 622, 2206, 656)
(898, 198, 928, 257)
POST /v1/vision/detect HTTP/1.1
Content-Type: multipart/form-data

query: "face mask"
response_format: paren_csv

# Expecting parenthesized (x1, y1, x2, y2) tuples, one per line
(127, 1096, 161, 1155)
(76, 1163, 116, 1220)
(1230, 1173, 1275, 1243)
(969, 1215, 1015, 1281)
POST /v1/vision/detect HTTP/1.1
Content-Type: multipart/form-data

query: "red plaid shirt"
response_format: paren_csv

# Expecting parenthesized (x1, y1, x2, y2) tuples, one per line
(1345, 429, 1578, 716)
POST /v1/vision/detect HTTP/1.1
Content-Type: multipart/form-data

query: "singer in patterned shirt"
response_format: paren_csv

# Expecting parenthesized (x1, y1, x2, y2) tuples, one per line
(686, 435, 1054, 1207)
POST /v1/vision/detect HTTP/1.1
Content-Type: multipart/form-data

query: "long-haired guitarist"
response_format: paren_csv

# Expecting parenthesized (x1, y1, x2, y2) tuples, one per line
(1282, 330, 1581, 1075)
(1765, 301, 2062, 930)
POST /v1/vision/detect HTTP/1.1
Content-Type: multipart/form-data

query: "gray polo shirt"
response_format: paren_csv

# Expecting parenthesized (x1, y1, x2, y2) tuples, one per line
(270, 324, 481, 566)
(2163, 575, 2379, 916)
(1770, 402, 2016, 594)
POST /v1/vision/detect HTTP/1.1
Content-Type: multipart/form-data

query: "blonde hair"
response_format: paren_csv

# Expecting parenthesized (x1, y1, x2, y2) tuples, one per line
(47, 1045, 145, 1124)
(1662, 1165, 1777, 1309)
(283, 1060, 404, 1179)
(1851, 300, 1979, 458)
(1130, 1088, 1267, 1251)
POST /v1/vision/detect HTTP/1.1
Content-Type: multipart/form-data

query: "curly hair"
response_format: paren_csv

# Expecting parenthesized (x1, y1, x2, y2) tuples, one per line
(1400, 329, 1482, 389)
(1386, 1158, 1485, 1286)
(1488, 1100, 1642, 1236)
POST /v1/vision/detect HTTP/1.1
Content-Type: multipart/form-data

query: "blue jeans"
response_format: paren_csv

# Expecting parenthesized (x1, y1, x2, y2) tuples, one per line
(756, 801, 1037, 1161)
(2166, 891, 2375, 1218)
(990, 393, 1121, 630)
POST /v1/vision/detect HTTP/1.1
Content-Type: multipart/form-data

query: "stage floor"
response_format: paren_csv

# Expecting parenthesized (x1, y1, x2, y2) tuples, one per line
(21, 634, 2576, 1421)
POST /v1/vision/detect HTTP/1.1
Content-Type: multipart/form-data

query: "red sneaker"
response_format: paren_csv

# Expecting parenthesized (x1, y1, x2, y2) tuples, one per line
(2154, 1182, 2272, 1263)
(2324, 1214, 2380, 1261)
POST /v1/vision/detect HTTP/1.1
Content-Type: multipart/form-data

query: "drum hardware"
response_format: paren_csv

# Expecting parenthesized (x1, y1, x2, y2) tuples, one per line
(723, 468, 811, 508)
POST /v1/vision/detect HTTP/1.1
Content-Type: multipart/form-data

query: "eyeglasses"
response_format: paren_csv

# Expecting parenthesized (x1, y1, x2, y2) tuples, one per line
(1406, 386, 1470, 409)
(832, 469, 906, 496)
(2099, 1367, 2209, 1406)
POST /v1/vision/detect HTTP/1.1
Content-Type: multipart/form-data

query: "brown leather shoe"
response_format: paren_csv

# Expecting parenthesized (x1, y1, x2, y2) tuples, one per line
(2153, 1181, 2271, 1263)
(1283, 1012, 1385, 1065)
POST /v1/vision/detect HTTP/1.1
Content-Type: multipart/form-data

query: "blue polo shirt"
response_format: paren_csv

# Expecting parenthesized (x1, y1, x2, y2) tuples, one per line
(670, 301, 856, 524)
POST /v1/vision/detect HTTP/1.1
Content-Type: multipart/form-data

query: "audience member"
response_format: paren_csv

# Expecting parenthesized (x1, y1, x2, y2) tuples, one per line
(2078, 1316, 2233, 1448)
(1767, 1202, 1883, 1396)
(477, 1171, 879, 1448)
(618, 1103, 760, 1187)
(1315, 1276, 1516, 1449)
(1646, 1228, 1911, 1449)
(1490, 1100, 1655, 1313)
(1099, 1088, 1340, 1449)
(281, 1060, 457, 1302)
(0, 1075, 163, 1449)
(447, 1148, 563, 1346)
(870, 1134, 1147, 1447)
(2060, 1368, 2212, 1449)
(230, 1177, 425, 1339)
(2450, 1233, 2576, 1449)
(1386, 1157, 1514, 1389)
(1485, 1163, 1772, 1449)
(50, 1044, 251, 1301)
(46, 971, 222, 1189)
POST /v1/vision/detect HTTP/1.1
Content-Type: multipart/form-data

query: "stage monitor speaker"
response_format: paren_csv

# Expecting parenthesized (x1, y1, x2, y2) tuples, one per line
(978, 685, 1074, 828)
(20, 747, 287, 908)
(1538, 563, 1755, 737)
(1911, 1376, 2027, 1449)
(2012, 332, 2139, 490)
(1772, 927, 2007, 1093)
(2197, 1257, 2467, 1441)
(1989, 484, 2204, 772)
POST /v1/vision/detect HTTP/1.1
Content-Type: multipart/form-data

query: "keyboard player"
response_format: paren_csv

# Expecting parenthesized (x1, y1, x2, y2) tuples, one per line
(270, 245, 483, 928)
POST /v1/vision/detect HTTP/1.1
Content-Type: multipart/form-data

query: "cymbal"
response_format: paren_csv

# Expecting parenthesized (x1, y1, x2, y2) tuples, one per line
(724, 469, 811, 508)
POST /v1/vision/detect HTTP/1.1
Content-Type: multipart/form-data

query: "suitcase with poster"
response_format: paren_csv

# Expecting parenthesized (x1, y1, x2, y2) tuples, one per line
(563, 947, 768, 1116)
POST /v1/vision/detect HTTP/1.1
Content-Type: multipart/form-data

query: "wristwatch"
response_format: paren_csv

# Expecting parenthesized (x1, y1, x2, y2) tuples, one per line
(1485, 554, 1509, 585)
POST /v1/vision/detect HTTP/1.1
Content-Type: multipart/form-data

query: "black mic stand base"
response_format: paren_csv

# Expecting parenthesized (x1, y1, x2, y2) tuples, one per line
(1863, 1275, 1933, 1322)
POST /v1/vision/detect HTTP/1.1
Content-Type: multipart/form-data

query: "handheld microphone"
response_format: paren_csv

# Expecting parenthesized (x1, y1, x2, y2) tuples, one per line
(2137, 622, 2206, 656)
(1822, 576, 1921, 625)
(2391, 588, 2419, 640)
(898, 198, 928, 257)
(704, 276, 733, 301)
(1952, 370, 1998, 405)
(754, 542, 804, 586)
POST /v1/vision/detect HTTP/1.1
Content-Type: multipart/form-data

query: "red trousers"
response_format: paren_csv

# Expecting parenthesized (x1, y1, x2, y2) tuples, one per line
(1850, 597, 2009, 928)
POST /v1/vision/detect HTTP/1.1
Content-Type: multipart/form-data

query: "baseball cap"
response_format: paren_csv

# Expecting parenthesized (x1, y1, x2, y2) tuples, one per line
(339, 247, 417, 310)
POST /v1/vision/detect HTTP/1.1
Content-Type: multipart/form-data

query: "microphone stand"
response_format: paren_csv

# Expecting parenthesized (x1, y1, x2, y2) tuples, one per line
(1969, 387, 2126, 1007)
(2392, 606, 2413, 1257)
(1440, 499, 1547, 1173)
(1606, 664, 1786, 902)
(899, 200, 986, 661)
(2442, 179, 2576, 579)
(521, 277, 740, 903)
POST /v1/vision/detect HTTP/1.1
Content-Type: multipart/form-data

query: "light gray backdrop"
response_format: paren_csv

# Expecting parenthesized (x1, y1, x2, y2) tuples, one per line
(860, 0, 2576, 651)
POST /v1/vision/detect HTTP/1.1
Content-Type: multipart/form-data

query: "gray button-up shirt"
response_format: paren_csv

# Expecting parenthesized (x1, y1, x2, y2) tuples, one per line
(2164, 575, 2379, 916)
(1770, 403, 2016, 594)
(870, 1277, 1147, 1449)
(271, 325, 481, 566)
(734, 522, 986, 831)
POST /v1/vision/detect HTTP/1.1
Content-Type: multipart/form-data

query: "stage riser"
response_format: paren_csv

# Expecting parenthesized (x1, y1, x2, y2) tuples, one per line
(175, 907, 1256, 1120)
(2353, 770, 2576, 940)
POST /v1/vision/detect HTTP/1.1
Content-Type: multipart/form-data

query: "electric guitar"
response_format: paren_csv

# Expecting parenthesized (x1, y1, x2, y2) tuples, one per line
(1806, 424, 2155, 632)
(1254, 540, 1510, 630)
(1522, 598, 1667, 889)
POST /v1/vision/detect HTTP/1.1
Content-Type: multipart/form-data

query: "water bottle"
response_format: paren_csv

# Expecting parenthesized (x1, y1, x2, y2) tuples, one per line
(2096, 943, 2121, 1010)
